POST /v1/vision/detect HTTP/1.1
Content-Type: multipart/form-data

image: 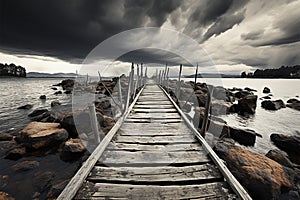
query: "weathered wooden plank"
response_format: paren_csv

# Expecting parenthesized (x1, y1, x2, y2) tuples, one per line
(107, 142, 202, 151)
(133, 104, 175, 109)
(124, 118, 182, 123)
(135, 101, 172, 105)
(99, 150, 211, 165)
(121, 122, 187, 129)
(75, 182, 234, 199)
(117, 129, 191, 136)
(113, 135, 197, 144)
(132, 108, 177, 113)
(88, 164, 222, 182)
(127, 113, 181, 119)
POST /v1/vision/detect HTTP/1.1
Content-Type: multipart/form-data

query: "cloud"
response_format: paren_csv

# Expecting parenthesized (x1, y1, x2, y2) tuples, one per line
(241, 30, 265, 40)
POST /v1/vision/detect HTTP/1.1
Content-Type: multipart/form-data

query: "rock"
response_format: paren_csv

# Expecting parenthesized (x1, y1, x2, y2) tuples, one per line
(261, 100, 286, 110)
(0, 141, 18, 157)
(33, 171, 55, 192)
(47, 180, 69, 198)
(214, 141, 294, 199)
(12, 160, 40, 172)
(60, 111, 104, 137)
(212, 86, 226, 100)
(263, 87, 271, 93)
(94, 99, 111, 110)
(5, 147, 26, 160)
(210, 100, 231, 115)
(266, 150, 295, 168)
(260, 95, 272, 100)
(234, 90, 252, 99)
(287, 98, 299, 104)
(64, 90, 72, 94)
(0, 132, 13, 141)
(0, 192, 14, 200)
(60, 79, 74, 90)
(54, 91, 62, 95)
(17, 104, 33, 109)
(244, 87, 257, 92)
(51, 87, 57, 90)
(28, 109, 48, 117)
(270, 133, 300, 164)
(18, 122, 68, 149)
(195, 93, 207, 107)
(51, 100, 61, 107)
(39, 95, 46, 100)
(237, 95, 257, 115)
(102, 115, 115, 134)
(60, 138, 86, 161)
(287, 102, 300, 111)
(0, 175, 9, 189)
(229, 127, 257, 146)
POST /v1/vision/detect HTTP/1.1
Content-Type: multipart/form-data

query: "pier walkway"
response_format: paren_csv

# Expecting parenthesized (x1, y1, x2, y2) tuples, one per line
(58, 82, 251, 200)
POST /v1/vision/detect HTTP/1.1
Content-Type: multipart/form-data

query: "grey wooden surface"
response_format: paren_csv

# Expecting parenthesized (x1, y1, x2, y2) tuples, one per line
(74, 84, 238, 199)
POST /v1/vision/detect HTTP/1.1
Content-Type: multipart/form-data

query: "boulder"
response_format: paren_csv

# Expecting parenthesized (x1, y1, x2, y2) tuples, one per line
(195, 93, 207, 107)
(212, 86, 226, 100)
(214, 141, 294, 199)
(39, 95, 46, 100)
(18, 122, 68, 149)
(229, 127, 257, 146)
(263, 87, 271, 93)
(262, 100, 286, 110)
(60, 138, 86, 161)
(94, 99, 111, 110)
(234, 90, 252, 99)
(244, 87, 257, 92)
(51, 100, 61, 107)
(5, 146, 26, 160)
(211, 100, 231, 115)
(54, 91, 62, 95)
(28, 109, 48, 117)
(51, 87, 57, 90)
(237, 95, 257, 115)
(60, 111, 104, 137)
(17, 104, 33, 109)
(0, 132, 13, 141)
(0, 141, 18, 157)
(270, 133, 300, 164)
(60, 79, 74, 90)
(266, 150, 295, 168)
(287, 98, 299, 104)
(287, 102, 300, 111)
(12, 160, 40, 172)
(0, 192, 14, 200)
(260, 95, 272, 100)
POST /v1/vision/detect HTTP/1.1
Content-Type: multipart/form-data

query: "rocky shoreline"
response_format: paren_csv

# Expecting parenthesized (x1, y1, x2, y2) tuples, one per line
(0, 77, 299, 199)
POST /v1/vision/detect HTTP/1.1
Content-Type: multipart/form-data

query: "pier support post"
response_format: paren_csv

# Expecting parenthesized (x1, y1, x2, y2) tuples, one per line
(88, 104, 101, 143)
(176, 64, 183, 99)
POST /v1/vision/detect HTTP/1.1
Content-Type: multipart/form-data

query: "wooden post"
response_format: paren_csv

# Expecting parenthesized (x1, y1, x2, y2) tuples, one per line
(158, 70, 161, 85)
(164, 63, 167, 86)
(98, 71, 102, 81)
(176, 64, 183, 99)
(86, 73, 89, 86)
(194, 63, 198, 90)
(166, 67, 169, 90)
(125, 64, 134, 112)
(162, 70, 165, 87)
(136, 64, 140, 88)
(140, 63, 144, 86)
(130, 64, 135, 98)
(200, 88, 213, 137)
(145, 67, 147, 78)
(118, 78, 123, 112)
(156, 69, 158, 83)
(88, 103, 101, 143)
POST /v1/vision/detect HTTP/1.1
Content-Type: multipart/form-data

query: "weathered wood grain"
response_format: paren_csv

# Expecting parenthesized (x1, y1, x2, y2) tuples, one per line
(75, 182, 235, 199)
(113, 135, 197, 144)
(88, 164, 222, 182)
(99, 150, 210, 165)
(127, 112, 181, 119)
(107, 142, 202, 151)
(124, 118, 182, 123)
(132, 108, 177, 113)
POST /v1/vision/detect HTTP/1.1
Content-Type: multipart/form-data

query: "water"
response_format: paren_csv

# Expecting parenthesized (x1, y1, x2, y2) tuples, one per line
(184, 78, 300, 154)
(0, 78, 72, 132)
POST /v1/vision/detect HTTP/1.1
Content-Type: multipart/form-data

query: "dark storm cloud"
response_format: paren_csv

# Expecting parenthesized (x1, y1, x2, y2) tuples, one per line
(118, 49, 192, 66)
(203, 10, 245, 41)
(184, 0, 249, 41)
(0, 0, 181, 63)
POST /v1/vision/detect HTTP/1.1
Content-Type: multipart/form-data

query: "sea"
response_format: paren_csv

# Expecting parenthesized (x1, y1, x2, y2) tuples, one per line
(0, 77, 299, 155)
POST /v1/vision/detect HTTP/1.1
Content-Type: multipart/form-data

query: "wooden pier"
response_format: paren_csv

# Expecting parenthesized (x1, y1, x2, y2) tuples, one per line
(58, 81, 251, 199)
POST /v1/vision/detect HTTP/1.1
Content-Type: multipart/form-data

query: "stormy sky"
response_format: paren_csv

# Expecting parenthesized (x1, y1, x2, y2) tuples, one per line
(0, 0, 299, 75)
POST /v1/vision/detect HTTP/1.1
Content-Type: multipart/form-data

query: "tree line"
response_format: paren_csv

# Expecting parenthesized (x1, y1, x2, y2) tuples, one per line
(241, 65, 300, 78)
(0, 63, 26, 77)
